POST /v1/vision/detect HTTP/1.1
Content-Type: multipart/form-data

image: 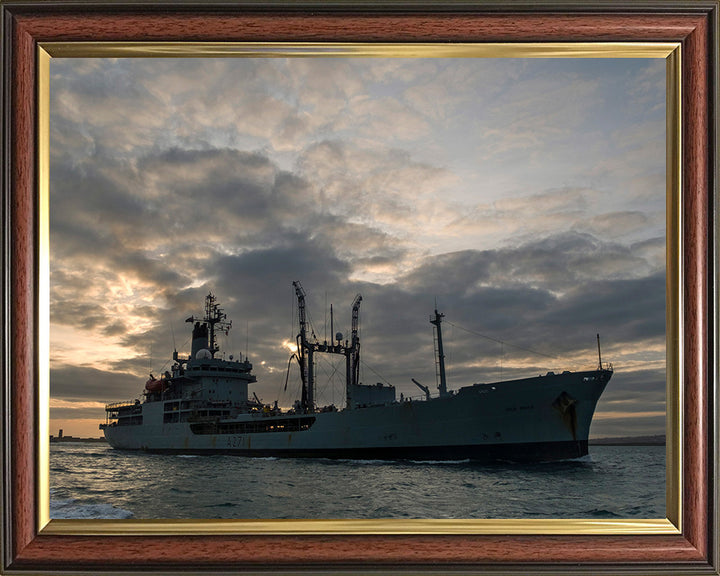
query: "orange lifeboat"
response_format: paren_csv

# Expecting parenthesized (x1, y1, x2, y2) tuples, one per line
(145, 377, 167, 393)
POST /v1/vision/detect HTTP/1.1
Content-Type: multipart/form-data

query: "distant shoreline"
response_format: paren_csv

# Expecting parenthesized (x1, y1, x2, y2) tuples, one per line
(50, 436, 107, 443)
(589, 435, 665, 446)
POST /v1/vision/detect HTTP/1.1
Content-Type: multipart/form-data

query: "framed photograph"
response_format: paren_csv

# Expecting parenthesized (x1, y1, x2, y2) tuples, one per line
(2, 1, 717, 574)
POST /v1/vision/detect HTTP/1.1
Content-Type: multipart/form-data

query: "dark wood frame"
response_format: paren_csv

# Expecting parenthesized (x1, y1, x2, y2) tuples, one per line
(2, 1, 717, 573)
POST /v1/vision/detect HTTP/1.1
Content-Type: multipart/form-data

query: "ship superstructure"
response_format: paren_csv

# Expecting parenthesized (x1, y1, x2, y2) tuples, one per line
(101, 287, 613, 462)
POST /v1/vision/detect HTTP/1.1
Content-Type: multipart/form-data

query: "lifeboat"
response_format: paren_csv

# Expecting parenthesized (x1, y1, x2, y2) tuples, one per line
(145, 377, 167, 393)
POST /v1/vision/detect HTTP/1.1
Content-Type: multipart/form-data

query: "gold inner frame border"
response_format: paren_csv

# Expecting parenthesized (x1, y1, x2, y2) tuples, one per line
(36, 41, 682, 537)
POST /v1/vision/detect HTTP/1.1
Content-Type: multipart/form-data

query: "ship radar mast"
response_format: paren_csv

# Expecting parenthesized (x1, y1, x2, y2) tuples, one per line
(185, 293, 232, 358)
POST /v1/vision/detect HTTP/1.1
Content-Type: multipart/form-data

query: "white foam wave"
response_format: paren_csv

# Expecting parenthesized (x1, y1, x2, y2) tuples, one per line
(335, 458, 386, 465)
(537, 454, 594, 465)
(409, 459, 471, 465)
(50, 497, 133, 519)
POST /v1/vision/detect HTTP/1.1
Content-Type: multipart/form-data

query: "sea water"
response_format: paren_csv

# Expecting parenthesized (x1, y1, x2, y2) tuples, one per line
(50, 443, 665, 520)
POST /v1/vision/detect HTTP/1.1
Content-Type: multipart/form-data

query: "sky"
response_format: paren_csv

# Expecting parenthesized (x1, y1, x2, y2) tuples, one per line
(49, 55, 667, 439)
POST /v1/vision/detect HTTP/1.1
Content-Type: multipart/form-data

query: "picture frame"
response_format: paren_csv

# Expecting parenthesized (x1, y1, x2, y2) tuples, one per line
(1, 1, 717, 574)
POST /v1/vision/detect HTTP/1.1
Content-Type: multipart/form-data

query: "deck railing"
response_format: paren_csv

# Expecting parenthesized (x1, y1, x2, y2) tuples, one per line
(105, 400, 139, 411)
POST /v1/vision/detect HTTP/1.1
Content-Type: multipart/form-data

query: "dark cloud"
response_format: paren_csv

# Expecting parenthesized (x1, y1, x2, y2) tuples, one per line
(388, 238, 664, 352)
(546, 273, 665, 344)
(50, 406, 108, 421)
(50, 296, 108, 331)
(51, 365, 141, 401)
(102, 321, 129, 337)
(599, 368, 666, 405)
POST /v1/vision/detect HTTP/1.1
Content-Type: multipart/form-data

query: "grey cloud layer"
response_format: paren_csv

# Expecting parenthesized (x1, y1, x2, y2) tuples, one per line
(49, 145, 665, 409)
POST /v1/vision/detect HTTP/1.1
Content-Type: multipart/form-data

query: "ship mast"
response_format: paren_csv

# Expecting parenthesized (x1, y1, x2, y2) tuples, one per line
(430, 309, 449, 398)
(185, 293, 232, 358)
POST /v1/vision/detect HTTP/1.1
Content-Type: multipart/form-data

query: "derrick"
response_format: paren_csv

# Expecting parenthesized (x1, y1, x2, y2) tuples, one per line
(292, 282, 362, 412)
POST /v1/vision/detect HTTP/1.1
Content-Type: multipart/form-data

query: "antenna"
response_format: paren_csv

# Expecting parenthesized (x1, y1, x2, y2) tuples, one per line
(185, 293, 232, 358)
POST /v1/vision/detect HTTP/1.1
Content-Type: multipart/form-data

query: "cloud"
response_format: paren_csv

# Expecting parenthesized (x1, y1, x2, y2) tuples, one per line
(49, 226, 666, 405)
(51, 365, 142, 401)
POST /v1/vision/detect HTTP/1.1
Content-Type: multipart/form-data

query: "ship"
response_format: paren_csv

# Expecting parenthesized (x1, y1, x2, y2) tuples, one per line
(100, 284, 613, 462)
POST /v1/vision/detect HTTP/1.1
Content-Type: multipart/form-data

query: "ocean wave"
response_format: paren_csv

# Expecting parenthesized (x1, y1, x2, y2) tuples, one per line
(333, 458, 387, 465)
(565, 454, 594, 463)
(583, 508, 623, 518)
(408, 459, 471, 465)
(534, 454, 594, 465)
(50, 497, 133, 519)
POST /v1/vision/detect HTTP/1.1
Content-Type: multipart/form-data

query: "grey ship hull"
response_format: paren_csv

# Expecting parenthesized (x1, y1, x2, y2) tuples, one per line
(104, 369, 610, 462)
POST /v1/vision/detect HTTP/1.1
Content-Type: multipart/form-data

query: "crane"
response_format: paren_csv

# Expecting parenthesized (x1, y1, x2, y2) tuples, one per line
(292, 281, 313, 411)
(347, 293, 362, 408)
(411, 378, 431, 401)
(292, 281, 363, 412)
